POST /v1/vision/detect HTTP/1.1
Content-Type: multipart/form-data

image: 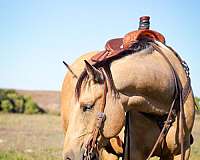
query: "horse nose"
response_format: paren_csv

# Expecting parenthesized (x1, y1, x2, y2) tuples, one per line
(63, 150, 75, 160)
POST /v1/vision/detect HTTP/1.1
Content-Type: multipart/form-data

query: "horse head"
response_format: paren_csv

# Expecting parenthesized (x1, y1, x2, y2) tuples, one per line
(63, 60, 125, 160)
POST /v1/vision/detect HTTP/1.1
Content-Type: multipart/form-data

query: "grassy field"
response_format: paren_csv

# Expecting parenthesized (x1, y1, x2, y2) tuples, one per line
(0, 113, 199, 160)
(0, 113, 63, 160)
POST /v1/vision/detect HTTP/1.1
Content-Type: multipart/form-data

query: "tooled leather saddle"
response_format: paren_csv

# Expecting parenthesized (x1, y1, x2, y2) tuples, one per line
(91, 16, 165, 63)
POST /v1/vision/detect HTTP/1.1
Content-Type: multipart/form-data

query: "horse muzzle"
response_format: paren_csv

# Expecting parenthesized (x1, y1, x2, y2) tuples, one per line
(63, 150, 74, 160)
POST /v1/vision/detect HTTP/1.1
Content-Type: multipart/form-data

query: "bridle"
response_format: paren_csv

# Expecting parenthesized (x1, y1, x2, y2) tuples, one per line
(83, 68, 108, 160)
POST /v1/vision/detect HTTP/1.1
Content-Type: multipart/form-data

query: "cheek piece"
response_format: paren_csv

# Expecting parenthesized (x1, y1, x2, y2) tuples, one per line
(83, 68, 107, 160)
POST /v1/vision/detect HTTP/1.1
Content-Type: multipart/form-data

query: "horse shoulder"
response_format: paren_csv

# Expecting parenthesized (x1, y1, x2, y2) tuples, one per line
(110, 48, 175, 114)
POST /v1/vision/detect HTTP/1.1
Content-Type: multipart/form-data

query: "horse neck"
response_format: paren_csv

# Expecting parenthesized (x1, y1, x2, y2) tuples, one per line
(108, 45, 178, 112)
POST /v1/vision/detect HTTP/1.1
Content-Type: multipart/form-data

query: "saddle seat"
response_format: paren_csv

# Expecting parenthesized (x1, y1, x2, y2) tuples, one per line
(91, 16, 165, 63)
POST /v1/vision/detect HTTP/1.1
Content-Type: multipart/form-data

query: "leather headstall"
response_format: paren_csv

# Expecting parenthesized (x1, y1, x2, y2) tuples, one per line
(83, 68, 108, 160)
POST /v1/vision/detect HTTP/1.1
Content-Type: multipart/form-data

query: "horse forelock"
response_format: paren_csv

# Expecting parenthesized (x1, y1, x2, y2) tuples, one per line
(75, 65, 119, 101)
(75, 69, 88, 100)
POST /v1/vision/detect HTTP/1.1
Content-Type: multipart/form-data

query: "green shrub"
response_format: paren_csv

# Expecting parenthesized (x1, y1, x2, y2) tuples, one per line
(24, 98, 40, 114)
(0, 89, 17, 101)
(195, 97, 200, 113)
(1, 99, 14, 112)
(5, 89, 16, 94)
(14, 98, 24, 113)
(0, 89, 43, 114)
(7, 92, 18, 99)
(0, 89, 6, 101)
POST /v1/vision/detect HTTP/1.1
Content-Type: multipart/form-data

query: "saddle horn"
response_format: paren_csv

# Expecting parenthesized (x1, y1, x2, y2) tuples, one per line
(63, 61, 78, 79)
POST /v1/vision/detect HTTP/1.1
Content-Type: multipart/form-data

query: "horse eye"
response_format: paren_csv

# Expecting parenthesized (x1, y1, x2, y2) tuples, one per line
(82, 104, 94, 112)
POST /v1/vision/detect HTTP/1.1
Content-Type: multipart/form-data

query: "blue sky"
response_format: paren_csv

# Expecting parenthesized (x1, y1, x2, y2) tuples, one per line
(0, 0, 200, 96)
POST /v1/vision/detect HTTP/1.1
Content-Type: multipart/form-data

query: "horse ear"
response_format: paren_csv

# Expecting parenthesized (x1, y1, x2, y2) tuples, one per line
(84, 60, 103, 82)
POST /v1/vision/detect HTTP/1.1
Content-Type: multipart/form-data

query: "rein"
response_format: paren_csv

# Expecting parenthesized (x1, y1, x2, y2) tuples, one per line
(83, 68, 108, 160)
(122, 42, 191, 160)
(145, 42, 191, 160)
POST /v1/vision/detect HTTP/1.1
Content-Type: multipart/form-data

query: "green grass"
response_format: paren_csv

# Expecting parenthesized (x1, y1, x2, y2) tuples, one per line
(0, 113, 63, 160)
(0, 151, 26, 160)
(0, 151, 61, 160)
(190, 114, 200, 160)
(0, 113, 199, 160)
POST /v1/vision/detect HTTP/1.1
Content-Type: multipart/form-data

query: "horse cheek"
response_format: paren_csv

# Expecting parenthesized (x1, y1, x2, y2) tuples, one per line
(102, 96, 125, 138)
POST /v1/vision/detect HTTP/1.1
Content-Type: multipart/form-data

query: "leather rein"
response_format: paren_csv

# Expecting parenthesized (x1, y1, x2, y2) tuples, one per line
(145, 42, 192, 160)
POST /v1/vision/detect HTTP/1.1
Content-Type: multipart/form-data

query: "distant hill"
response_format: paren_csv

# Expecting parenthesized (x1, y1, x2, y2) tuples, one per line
(17, 90, 60, 114)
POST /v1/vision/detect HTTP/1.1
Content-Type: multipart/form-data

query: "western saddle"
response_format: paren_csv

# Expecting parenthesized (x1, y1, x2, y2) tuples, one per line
(91, 16, 165, 63)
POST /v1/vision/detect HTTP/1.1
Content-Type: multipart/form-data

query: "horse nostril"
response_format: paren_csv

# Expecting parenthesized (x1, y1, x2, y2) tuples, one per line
(64, 155, 73, 160)
(64, 150, 74, 160)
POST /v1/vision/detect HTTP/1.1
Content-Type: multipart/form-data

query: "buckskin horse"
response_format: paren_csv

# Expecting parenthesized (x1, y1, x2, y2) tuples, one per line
(61, 16, 195, 160)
